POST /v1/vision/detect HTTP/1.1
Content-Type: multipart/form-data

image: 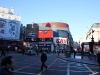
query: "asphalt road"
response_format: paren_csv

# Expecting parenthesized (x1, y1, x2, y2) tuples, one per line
(0, 52, 100, 75)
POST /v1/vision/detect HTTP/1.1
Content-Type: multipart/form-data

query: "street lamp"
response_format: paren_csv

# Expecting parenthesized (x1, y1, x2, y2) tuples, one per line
(91, 29, 95, 42)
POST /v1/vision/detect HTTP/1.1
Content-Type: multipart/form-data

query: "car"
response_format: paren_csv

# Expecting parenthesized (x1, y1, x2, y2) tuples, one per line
(25, 50, 36, 56)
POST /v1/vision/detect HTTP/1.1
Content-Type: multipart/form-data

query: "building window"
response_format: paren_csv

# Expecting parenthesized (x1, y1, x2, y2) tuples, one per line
(2, 14, 4, 17)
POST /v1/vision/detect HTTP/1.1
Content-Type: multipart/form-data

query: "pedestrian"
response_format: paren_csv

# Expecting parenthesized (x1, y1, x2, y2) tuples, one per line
(22, 46, 25, 55)
(40, 51, 47, 71)
(36, 50, 39, 56)
(15, 46, 18, 52)
(93, 50, 97, 60)
(97, 51, 100, 66)
(0, 47, 5, 57)
(0, 56, 15, 75)
(73, 49, 76, 58)
(7, 45, 10, 53)
(22, 49, 25, 55)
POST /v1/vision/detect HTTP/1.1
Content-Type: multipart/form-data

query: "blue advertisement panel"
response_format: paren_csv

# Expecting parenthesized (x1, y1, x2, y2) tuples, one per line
(53, 31, 59, 37)
(38, 44, 51, 47)
(26, 33, 37, 38)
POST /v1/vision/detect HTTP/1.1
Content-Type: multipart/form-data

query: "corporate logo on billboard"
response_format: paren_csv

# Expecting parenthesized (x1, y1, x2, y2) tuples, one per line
(44, 31, 48, 34)
(54, 37, 69, 44)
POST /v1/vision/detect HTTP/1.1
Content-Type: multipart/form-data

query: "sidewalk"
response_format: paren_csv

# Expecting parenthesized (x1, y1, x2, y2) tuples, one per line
(60, 54, 99, 66)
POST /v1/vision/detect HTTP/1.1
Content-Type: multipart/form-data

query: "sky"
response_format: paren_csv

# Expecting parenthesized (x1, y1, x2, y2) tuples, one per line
(0, 0, 100, 42)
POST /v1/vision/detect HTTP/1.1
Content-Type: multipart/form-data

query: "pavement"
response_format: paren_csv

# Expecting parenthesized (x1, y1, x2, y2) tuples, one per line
(61, 53, 99, 66)
(0, 52, 100, 75)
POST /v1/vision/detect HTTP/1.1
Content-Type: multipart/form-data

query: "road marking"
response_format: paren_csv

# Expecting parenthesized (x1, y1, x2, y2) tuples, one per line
(14, 71, 37, 75)
(14, 61, 40, 72)
(70, 70, 91, 72)
(37, 58, 58, 75)
(84, 64, 99, 75)
(67, 62, 70, 75)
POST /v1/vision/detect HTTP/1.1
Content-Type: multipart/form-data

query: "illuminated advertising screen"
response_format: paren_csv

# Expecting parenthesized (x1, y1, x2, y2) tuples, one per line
(93, 44, 100, 52)
(84, 45, 90, 52)
(38, 30, 53, 38)
(83, 42, 90, 52)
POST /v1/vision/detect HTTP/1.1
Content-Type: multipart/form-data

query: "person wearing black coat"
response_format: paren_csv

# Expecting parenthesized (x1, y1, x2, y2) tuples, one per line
(1, 47, 5, 57)
(40, 51, 47, 71)
(97, 52, 100, 66)
(0, 56, 15, 75)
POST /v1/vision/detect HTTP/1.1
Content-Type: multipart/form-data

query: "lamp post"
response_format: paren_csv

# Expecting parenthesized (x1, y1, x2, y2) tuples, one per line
(91, 29, 95, 42)
(91, 29, 95, 54)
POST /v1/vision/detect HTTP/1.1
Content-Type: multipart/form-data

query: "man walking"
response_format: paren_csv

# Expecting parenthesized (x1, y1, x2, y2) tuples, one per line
(40, 51, 47, 71)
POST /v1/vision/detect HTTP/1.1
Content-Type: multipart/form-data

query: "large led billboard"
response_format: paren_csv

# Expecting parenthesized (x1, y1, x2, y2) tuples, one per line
(53, 37, 69, 44)
(0, 18, 20, 40)
(38, 30, 53, 38)
(93, 44, 100, 52)
(83, 42, 90, 52)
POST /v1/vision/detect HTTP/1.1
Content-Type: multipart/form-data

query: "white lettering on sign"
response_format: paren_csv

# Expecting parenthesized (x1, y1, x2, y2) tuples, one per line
(56, 39, 68, 44)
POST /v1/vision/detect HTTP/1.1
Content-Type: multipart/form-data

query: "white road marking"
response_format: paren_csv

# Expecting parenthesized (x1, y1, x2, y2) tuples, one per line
(70, 70, 91, 72)
(67, 62, 70, 75)
(84, 64, 99, 75)
(14, 61, 40, 72)
(37, 58, 58, 75)
(14, 71, 37, 75)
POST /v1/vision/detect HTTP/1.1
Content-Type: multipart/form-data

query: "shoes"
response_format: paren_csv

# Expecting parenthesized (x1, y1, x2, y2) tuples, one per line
(46, 66, 47, 69)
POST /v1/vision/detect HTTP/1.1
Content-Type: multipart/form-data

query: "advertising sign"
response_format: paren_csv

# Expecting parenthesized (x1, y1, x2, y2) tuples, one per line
(0, 19, 6, 37)
(26, 33, 37, 38)
(38, 44, 45, 46)
(93, 44, 100, 52)
(83, 42, 90, 52)
(38, 30, 53, 38)
(53, 31, 59, 37)
(0, 18, 20, 40)
(83, 45, 90, 52)
(53, 37, 69, 44)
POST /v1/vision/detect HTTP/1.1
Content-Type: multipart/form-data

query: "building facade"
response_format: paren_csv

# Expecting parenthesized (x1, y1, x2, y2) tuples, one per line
(86, 23, 100, 42)
(26, 22, 74, 52)
(0, 6, 21, 40)
(20, 24, 26, 40)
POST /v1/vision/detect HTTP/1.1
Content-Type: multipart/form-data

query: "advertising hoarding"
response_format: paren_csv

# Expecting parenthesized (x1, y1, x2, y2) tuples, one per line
(26, 33, 37, 38)
(53, 31, 59, 37)
(83, 42, 90, 52)
(38, 30, 53, 38)
(0, 18, 20, 40)
(93, 44, 100, 52)
(53, 37, 69, 44)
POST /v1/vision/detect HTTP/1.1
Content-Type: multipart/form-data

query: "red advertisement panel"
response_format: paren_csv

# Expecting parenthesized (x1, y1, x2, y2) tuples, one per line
(38, 30, 53, 38)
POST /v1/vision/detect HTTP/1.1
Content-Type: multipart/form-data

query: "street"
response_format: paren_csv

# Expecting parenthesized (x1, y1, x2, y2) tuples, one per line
(0, 52, 100, 75)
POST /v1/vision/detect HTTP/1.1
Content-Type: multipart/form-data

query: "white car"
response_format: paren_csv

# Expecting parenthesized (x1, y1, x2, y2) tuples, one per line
(25, 50, 36, 55)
